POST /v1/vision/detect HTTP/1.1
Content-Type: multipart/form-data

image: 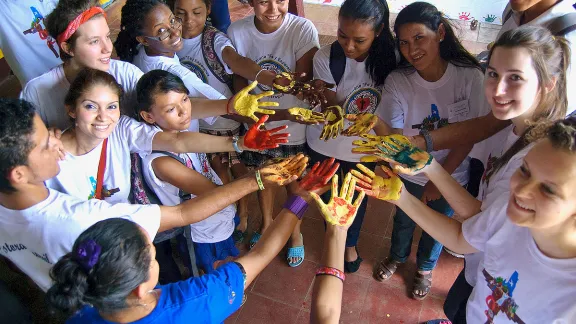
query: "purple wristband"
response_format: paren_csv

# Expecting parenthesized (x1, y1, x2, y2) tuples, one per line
(283, 195, 309, 220)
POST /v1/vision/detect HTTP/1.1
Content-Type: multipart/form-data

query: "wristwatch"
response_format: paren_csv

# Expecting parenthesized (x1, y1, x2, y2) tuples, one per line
(231, 136, 243, 153)
(419, 129, 434, 153)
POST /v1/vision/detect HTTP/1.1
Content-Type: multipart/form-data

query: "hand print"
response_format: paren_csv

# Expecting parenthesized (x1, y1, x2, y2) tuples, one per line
(459, 12, 471, 21)
(484, 14, 497, 23)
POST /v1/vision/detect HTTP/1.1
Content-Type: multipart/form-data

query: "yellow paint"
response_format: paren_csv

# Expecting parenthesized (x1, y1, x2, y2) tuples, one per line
(0, 49, 4, 60)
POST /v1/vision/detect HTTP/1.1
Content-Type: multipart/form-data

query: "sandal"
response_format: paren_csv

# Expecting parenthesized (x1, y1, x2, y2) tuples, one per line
(286, 234, 305, 267)
(343, 246, 363, 273)
(233, 230, 245, 244)
(373, 258, 400, 282)
(412, 271, 433, 300)
(249, 232, 261, 250)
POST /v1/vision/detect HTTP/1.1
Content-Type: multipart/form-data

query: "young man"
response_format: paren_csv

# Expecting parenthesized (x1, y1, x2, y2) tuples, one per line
(0, 98, 305, 292)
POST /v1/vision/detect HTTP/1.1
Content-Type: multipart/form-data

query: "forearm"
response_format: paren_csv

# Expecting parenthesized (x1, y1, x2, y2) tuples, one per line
(233, 74, 249, 94)
(440, 144, 473, 175)
(159, 175, 259, 232)
(396, 193, 477, 254)
(152, 131, 238, 153)
(311, 227, 346, 324)
(373, 117, 393, 136)
(425, 160, 482, 219)
(189, 98, 228, 119)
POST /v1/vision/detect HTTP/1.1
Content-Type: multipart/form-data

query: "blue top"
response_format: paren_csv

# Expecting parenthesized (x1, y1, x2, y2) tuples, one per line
(67, 262, 244, 324)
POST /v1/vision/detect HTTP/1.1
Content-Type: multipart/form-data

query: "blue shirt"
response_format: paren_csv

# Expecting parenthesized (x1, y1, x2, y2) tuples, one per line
(67, 262, 244, 324)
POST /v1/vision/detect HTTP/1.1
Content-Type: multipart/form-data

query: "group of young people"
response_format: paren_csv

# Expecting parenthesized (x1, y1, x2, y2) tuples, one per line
(0, 0, 575, 323)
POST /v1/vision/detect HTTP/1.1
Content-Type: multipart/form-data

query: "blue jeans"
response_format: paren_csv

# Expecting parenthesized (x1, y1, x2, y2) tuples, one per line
(209, 0, 231, 33)
(307, 148, 375, 247)
(390, 179, 454, 271)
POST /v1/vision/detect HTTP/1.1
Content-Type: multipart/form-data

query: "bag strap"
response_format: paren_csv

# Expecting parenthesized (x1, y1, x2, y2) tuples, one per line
(329, 41, 346, 87)
(94, 138, 108, 200)
(201, 25, 234, 92)
(547, 12, 576, 36)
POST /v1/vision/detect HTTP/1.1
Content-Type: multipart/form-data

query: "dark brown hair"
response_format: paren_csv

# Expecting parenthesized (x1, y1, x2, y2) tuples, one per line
(65, 68, 124, 117)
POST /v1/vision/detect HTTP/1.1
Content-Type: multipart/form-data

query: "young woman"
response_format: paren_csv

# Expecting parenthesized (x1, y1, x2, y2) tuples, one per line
(45, 158, 339, 323)
(373, 2, 486, 300)
(21, 0, 144, 130)
(355, 117, 576, 323)
(305, 0, 397, 273)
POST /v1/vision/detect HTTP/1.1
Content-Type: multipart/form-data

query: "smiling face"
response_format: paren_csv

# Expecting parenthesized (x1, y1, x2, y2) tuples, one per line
(140, 90, 192, 132)
(337, 17, 378, 61)
(22, 115, 62, 184)
(65, 16, 112, 71)
(138, 4, 183, 53)
(507, 139, 576, 230)
(250, 0, 288, 32)
(397, 22, 444, 72)
(68, 84, 121, 141)
(174, 0, 209, 39)
(485, 46, 542, 122)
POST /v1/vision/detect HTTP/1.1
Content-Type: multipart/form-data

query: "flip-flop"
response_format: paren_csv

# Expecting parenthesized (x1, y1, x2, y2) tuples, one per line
(286, 234, 305, 267)
(249, 232, 262, 250)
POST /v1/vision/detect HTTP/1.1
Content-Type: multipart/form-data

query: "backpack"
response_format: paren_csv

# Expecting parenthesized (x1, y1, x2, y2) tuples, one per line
(501, 4, 576, 36)
(201, 25, 234, 93)
(329, 41, 347, 87)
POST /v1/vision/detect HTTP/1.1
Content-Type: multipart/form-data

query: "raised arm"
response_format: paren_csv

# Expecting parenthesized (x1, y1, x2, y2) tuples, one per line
(221, 47, 277, 87)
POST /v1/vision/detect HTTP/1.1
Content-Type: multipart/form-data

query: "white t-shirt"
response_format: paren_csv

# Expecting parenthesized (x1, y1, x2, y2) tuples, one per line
(177, 32, 240, 132)
(498, 1, 576, 115)
(306, 44, 383, 161)
(45, 116, 160, 204)
(462, 196, 576, 323)
(228, 14, 320, 145)
(0, 189, 161, 292)
(0, 0, 62, 86)
(143, 146, 236, 243)
(20, 60, 144, 130)
(378, 63, 486, 186)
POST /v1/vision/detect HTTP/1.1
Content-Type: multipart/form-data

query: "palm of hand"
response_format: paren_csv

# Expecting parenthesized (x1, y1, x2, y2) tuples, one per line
(310, 173, 365, 228)
(342, 113, 378, 136)
(323, 196, 359, 226)
(320, 106, 344, 141)
(243, 115, 289, 150)
(260, 154, 308, 186)
(325, 106, 343, 125)
(288, 107, 325, 123)
(378, 145, 432, 173)
(370, 175, 403, 201)
(233, 81, 278, 122)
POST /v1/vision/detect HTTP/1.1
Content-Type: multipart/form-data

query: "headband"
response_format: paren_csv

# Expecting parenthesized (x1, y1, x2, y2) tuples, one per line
(74, 239, 102, 272)
(57, 7, 107, 46)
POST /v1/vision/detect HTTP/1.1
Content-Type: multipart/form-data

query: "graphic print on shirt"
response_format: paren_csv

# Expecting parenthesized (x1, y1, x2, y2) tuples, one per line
(87, 176, 120, 199)
(342, 84, 381, 114)
(482, 269, 525, 324)
(22, 7, 59, 58)
(255, 54, 290, 95)
(481, 153, 499, 197)
(411, 104, 449, 131)
(181, 57, 209, 83)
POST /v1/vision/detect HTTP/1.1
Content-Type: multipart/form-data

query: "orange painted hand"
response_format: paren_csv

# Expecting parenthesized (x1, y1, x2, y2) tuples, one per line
(288, 107, 325, 125)
(243, 115, 290, 150)
(233, 81, 278, 122)
(342, 113, 378, 136)
(258, 153, 308, 187)
(319, 105, 344, 141)
(351, 164, 403, 201)
(310, 172, 365, 228)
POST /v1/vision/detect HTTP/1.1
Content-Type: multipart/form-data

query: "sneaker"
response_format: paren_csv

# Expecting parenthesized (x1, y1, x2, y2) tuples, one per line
(444, 247, 464, 258)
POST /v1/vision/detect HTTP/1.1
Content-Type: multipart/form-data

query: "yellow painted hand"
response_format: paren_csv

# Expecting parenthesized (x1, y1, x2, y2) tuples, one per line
(233, 81, 279, 122)
(351, 164, 403, 201)
(319, 105, 344, 141)
(352, 134, 412, 162)
(310, 172, 365, 228)
(288, 107, 325, 124)
(342, 113, 378, 136)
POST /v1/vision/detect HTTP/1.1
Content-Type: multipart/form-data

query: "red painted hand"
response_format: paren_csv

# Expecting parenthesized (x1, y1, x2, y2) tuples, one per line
(300, 158, 340, 191)
(243, 115, 290, 150)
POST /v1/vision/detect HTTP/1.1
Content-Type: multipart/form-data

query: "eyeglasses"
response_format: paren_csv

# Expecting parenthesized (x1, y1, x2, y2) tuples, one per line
(142, 16, 182, 42)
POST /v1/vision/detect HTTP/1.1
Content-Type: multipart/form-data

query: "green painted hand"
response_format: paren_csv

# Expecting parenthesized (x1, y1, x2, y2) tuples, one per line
(233, 81, 279, 122)
(351, 164, 403, 201)
(342, 113, 378, 136)
(319, 105, 344, 141)
(352, 134, 413, 163)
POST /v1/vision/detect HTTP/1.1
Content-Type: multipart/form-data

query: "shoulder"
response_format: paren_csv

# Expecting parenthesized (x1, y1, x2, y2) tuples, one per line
(286, 14, 317, 36)
(22, 65, 63, 94)
(66, 306, 102, 323)
(228, 16, 254, 35)
(314, 44, 331, 61)
(109, 59, 144, 77)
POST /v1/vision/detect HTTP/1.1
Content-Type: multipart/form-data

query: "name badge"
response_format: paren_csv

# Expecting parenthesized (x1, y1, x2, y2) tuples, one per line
(448, 100, 470, 121)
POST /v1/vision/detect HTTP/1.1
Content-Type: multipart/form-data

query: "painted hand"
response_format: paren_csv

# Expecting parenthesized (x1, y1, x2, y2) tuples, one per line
(243, 115, 290, 150)
(310, 172, 365, 228)
(288, 107, 325, 125)
(319, 105, 344, 141)
(259, 153, 308, 187)
(351, 164, 403, 201)
(351, 134, 412, 162)
(272, 72, 301, 94)
(287, 157, 340, 201)
(233, 81, 279, 122)
(342, 113, 378, 136)
(299, 79, 335, 107)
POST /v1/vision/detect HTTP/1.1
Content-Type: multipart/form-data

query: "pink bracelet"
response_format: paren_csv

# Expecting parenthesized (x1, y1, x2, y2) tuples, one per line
(315, 266, 345, 282)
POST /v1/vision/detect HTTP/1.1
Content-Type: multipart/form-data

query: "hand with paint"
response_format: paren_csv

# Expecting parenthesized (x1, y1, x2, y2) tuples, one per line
(288, 107, 325, 125)
(319, 105, 344, 141)
(299, 79, 335, 107)
(243, 115, 290, 150)
(342, 113, 378, 136)
(233, 81, 279, 122)
(374, 140, 433, 175)
(351, 134, 412, 162)
(273, 72, 334, 107)
(258, 153, 308, 187)
(287, 157, 340, 202)
(351, 164, 403, 201)
(310, 172, 365, 228)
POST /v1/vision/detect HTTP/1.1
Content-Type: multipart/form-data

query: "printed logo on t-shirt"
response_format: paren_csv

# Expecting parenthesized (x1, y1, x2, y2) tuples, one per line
(256, 55, 290, 96)
(181, 58, 209, 84)
(1, 242, 51, 264)
(87, 176, 120, 200)
(22, 7, 59, 58)
(342, 84, 382, 114)
(482, 268, 524, 323)
(411, 104, 449, 131)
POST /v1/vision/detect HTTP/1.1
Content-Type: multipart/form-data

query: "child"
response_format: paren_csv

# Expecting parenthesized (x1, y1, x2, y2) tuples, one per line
(227, 0, 320, 267)
(21, 0, 144, 130)
(306, 0, 397, 273)
(136, 70, 238, 273)
(45, 158, 339, 323)
(374, 2, 486, 300)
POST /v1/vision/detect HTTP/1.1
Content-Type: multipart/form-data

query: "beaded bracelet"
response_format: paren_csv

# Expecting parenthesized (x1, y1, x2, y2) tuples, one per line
(255, 170, 265, 191)
(315, 266, 345, 282)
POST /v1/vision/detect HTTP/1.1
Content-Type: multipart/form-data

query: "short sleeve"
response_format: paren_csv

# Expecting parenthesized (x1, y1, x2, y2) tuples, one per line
(294, 19, 320, 61)
(468, 69, 491, 119)
(462, 195, 509, 252)
(115, 116, 161, 155)
(312, 46, 336, 91)
(169, 64, 226, 99)
(213, 33, 235, 75)
(377, 73, 405, 129)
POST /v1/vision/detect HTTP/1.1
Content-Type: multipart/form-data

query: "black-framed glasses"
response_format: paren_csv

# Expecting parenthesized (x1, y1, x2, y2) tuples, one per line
(142, 16, 182, 42)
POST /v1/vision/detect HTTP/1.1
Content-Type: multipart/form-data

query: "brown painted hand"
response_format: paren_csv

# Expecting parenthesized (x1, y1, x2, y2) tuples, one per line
(258, 153, 308, 187)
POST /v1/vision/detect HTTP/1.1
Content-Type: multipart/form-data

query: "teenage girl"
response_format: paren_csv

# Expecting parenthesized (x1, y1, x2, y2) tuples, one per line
(374, 2, 486, 300)
(305, 0, 397, 273)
